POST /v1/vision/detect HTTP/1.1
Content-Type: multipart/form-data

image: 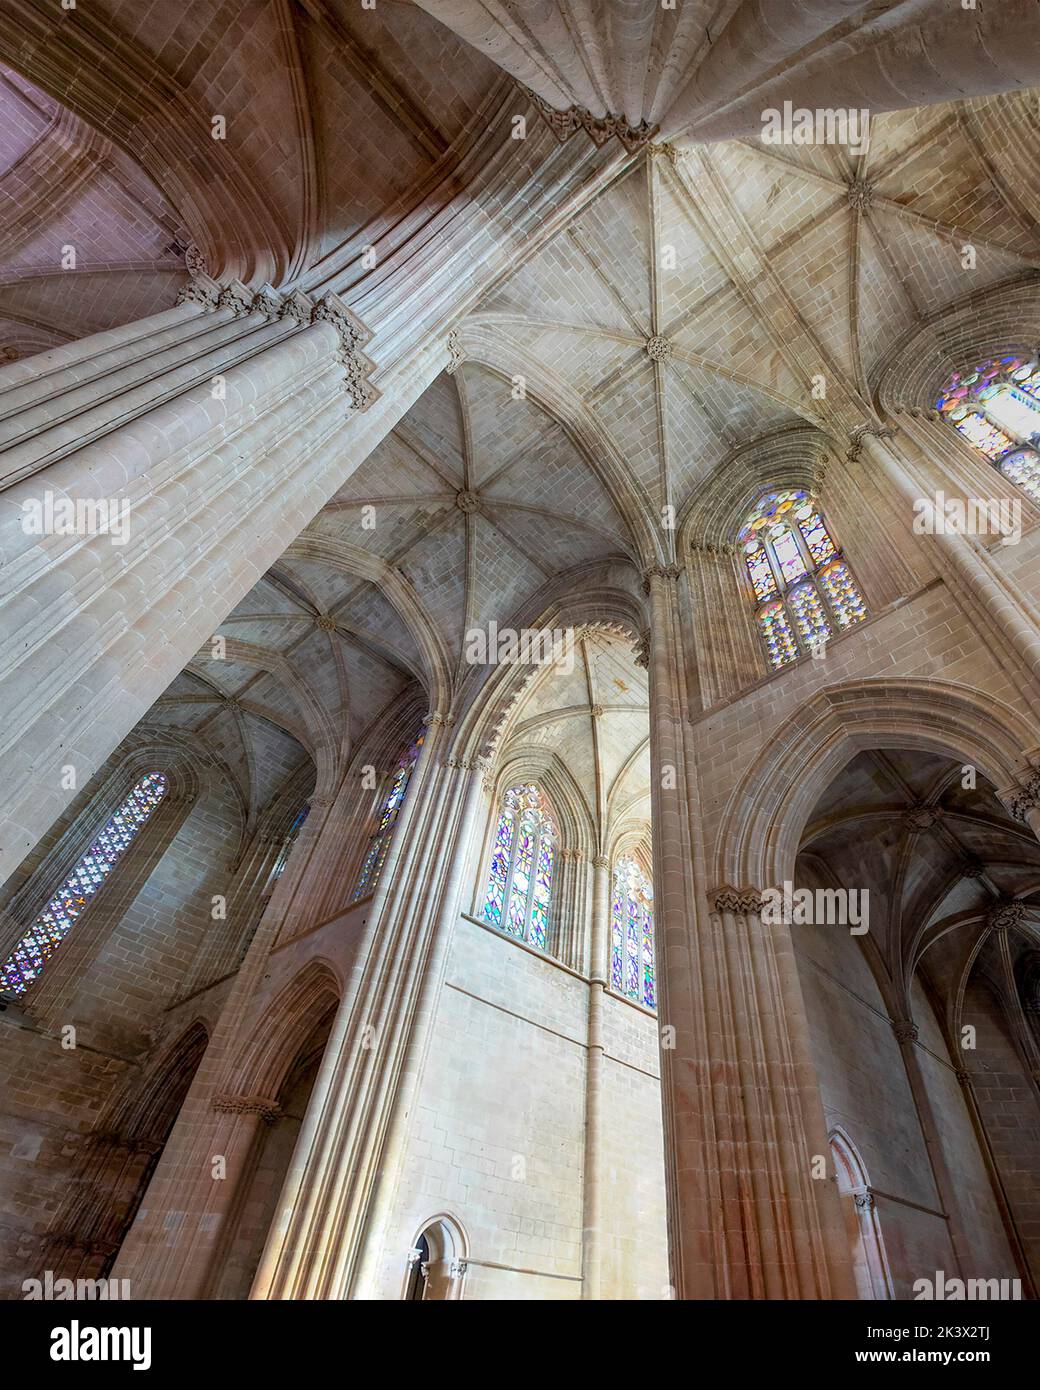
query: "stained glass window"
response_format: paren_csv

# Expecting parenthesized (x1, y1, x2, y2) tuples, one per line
(271, 804, 309, 882)
(0, 772, 168, 997)
(611, 855, 655, 1010)
(352, 733, 423, 901)
(935, 355, 1040, 489)
(481, 784, 557, 950)
(739, 490, 867, 670)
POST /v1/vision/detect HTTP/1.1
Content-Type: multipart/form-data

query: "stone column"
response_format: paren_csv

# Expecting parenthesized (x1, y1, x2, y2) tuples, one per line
(581, 851, 610, 1299)
(645, 566, 856, 1299)
(0, 284, 419, 886)
(249, 723, 489, 1299)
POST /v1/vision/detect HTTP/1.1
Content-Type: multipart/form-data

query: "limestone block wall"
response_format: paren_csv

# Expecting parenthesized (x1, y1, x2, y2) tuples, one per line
(695, 575, 1034, 861)
(911, 976, 1016, 1283)
(597, 992, 669, 1298)
(0, 763, 244, 1295)
(959, 977, 1040, 1261)
(368, 913, 668, 1299)
(793, 920, 1015, 1296)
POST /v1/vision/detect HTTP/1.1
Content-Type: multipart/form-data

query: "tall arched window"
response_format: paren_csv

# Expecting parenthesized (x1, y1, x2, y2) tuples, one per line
(352, 733, 424, 901)
(0, 771, 168, 997)
(481, 784, 557, 950)
(271, 803, 309, 882)
(935, 353, 1040, 502)
(611, 854, 656, 1010)
(739, 488, 867, 670)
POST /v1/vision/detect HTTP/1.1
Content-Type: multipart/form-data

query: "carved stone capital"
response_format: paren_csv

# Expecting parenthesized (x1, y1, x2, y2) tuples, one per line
(890, 1019, 919, 1044)
(1002, 771, 1040, 823)
(176, 271, 221, 308)
(216, 279, 254, 314)
(845, 423, 896, 464)
(525, 87, 658, 152)
(591, 854, 609, 870)
(633, 630, 651, 670)
(711, 885, 765, 916)
(279, 289, 315, 325)
(641, 563, 682, 595)
(423, 712, 454, 729)
(212, 1093, 282, 1123)
(853, 1191, 876, 1211)
(249, 285, 283, 318)
(449, 1258, 468, 1278)
(446, 329, 465, 375)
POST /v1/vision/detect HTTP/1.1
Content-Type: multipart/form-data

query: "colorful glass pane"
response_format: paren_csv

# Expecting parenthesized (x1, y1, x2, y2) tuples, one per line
(610, 856, 655, 1009)
(744, 545, 777, 600)
(788, 581, 831, 648)
(506, 817, 535, 938)
(482, 784, 556, 949)
(771, 526, 807, 584)
(1, 772, 168, 997)
(758, 601, 798, 668)
(272, 804, 309, 881)
(483, 809, 514, 926)
(818, 560, 867, 629)
(529, 837, 554, 950)
(796, 510, 836, 566)
(1000, 449, 1040, 505)
(352, 732, 423, 900)
(982, 385, 1040, 441)
(954, 411, 1014, 461)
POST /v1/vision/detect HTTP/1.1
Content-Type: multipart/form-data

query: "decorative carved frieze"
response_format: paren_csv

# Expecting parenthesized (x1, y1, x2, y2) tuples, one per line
(176, 271, 221, 308)
(216, 280, 253, 313)
(212, 1093, 282, 1123)
(525, 87, 658, 152)
(184, 243, 209, 276)
(711, 885, 765, 915)
(311, 293, 378, 411)
(249, 285, 282, 318)
(279, 289, 315, 325)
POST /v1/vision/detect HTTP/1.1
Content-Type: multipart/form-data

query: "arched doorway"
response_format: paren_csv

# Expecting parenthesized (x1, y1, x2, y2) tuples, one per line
(404, 1216, 467, 1300)
(208, 996, 338, 1300)
(830, 1128, 892, 1300)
